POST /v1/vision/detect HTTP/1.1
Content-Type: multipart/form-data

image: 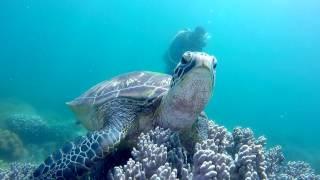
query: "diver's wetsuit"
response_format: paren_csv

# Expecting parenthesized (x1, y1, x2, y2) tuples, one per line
(164, 29, 206, 74)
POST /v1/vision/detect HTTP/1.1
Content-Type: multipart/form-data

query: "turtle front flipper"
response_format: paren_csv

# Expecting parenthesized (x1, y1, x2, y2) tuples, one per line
(32, 127, 125, 179)
(32, 125, 129, 179)
(32, 96, 141, 179)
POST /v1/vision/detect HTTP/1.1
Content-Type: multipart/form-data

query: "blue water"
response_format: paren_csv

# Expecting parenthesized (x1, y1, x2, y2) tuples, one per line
(0, 0, 319, 171)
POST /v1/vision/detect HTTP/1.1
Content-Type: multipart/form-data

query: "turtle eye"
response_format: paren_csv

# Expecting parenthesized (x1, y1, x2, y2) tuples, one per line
(212, 57, 218, 69)
(182, 51, 193, 64)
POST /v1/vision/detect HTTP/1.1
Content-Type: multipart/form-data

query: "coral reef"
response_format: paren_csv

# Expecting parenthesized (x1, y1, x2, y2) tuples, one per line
(0, 99, 37, 123)
(265, 145, 285, 178)
(107, 121, 319, 180)
(1, 113, 78, 168)
(1, 121, 319, 179)
(192, 138, 234, 179)
(230, 127, 268, 180)
(265, 146, 320, 180)
(276, 161, 320, 179)
(108, 127, 190, 180)
(4, 113, 52, 144)
(4, 113, 75, 145)
(0, 162, 36, 180)
(0, 129, 27, 161)
(0, 160, 8, 169)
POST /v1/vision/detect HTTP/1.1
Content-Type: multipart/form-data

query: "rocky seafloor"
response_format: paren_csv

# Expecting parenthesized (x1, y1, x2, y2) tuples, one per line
(0, 113, 79, 162)
(0, 119, 319, 180)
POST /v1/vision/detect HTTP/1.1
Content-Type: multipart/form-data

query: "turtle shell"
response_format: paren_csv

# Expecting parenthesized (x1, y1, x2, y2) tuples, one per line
(67, 71, 171, 130)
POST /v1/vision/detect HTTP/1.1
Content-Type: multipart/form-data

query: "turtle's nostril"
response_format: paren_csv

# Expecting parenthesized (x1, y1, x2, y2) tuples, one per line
(213, 62, 217, 69)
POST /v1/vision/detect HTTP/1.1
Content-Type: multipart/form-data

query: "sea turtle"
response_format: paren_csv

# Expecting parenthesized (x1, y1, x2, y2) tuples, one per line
(32, 51, 218, 179)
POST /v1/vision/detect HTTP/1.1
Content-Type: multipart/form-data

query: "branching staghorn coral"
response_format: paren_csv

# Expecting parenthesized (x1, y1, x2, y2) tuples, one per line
(150, 163, 179, 180)
(131, 131, 169, 178)
(231, 127, 268, 180)
(0, 162, 36, 180)
(110, 158, 146, 179)
(276, 161, 320, 180)
(265, 145, 285, 178)
(233, 143, 267, 180)
(206, 120, 232, 154)
(109, 127, 189, 180)
(108, 122, 319, 180)
(1, 121, 319, 179)
(192, 139, 234, 180)
(190, 121, 233, 180)
(109, 124, 269, 180)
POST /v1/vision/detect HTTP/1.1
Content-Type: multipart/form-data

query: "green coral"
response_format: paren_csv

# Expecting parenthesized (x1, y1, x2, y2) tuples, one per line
(0, 160, 8, 169)
(0, 129, 27, 161)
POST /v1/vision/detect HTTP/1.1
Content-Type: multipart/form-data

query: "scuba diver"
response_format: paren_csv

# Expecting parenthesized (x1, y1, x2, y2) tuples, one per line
(164, 26, 209, 74)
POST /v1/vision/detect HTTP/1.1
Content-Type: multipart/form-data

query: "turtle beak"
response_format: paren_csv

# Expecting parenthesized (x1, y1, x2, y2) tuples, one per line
(194, 53, 216, 73)
(194, 53, 217, 89)
(201, 59, 213, 71)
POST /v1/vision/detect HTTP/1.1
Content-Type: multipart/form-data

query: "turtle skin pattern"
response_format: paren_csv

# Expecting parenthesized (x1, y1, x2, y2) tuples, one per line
(32, 127, 124, 179)
(32, 100, 139, 179)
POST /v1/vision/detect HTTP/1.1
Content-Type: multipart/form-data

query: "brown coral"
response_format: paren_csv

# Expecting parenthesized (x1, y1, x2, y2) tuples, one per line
(0, 129, 27, 161)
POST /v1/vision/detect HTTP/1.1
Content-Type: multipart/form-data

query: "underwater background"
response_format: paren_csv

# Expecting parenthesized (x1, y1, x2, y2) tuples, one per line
(0, 0, 319, 173)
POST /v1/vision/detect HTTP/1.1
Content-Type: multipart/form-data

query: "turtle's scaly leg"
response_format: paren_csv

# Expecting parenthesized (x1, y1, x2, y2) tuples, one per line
(32, 99, 139, 179)
(32, 126, 126, 179)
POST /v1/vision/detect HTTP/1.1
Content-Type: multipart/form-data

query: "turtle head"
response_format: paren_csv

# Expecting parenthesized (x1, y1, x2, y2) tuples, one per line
(160, 51, 217, 130)
(171, 51, 217, 89)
